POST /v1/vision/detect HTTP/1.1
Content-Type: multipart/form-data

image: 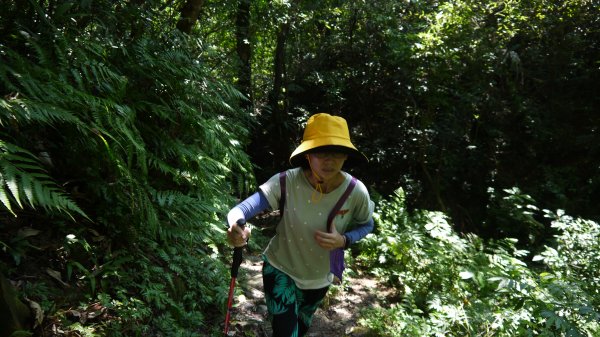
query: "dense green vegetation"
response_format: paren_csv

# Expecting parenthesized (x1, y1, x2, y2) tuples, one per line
(1, 0, 598, 336)
(358, 189, 599, 336)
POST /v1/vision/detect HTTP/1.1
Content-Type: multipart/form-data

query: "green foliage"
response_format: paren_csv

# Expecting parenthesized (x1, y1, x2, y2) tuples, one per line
(272, 0, 600, 236)
(92, 239, 229, 336)
(485, 187, 545, 244)
(358, 188, 600, 336)
(1, 1, 253, 335)
(1, 0, 598, 336)
(0, 141, 87, 218)
(534, 209, 600, 310)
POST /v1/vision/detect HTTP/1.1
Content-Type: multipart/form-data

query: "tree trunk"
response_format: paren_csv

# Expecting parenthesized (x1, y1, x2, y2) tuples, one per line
(176, 0, 205, 34)
(270, 22, 289, 110)
(236, 0, 252, 110)
(248, 20, 291, 177)
(268, 21, 291, 168)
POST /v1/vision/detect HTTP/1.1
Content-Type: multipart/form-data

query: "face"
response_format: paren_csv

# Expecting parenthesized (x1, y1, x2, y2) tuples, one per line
(306, 152, 348, 181)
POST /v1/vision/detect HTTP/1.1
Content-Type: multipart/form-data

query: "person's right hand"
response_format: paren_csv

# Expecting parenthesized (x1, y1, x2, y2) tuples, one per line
(227, 222, 251, 247)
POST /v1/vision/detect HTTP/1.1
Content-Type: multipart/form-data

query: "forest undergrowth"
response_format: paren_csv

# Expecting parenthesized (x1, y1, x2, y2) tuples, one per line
(2, 1, 599, 336)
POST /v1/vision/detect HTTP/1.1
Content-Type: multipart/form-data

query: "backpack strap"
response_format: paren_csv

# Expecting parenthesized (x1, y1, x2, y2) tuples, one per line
(278, 171, 287, 215)
(327, 176, 357, 232)
(328, 176, 357, 282)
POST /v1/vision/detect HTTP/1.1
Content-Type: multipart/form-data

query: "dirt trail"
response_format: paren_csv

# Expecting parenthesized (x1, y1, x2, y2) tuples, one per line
(225, 253, 393, 337)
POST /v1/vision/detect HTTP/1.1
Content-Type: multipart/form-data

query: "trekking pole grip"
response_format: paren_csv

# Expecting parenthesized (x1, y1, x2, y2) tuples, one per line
(231, 219, 246, 278)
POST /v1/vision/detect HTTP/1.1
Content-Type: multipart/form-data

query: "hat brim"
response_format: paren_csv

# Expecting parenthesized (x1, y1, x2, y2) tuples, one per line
(289, 139, 368, 167)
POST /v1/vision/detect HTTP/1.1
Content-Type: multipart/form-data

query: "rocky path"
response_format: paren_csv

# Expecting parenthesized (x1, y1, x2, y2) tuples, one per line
(225, 253, 393, 337)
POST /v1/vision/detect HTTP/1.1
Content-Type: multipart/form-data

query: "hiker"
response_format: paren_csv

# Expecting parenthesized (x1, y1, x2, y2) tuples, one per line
(226, 113, 375, 337)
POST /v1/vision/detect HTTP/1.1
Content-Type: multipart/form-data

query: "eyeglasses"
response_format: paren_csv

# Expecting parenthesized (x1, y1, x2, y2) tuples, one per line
(311, 152, 347, 159)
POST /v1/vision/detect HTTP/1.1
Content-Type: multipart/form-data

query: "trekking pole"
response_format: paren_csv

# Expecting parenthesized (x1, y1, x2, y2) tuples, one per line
(224, 218, 246, 336)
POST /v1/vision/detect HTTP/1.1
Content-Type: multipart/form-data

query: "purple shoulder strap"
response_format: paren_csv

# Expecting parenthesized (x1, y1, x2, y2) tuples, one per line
(327, 176, 357, 232)
(329, 175, 357, 282)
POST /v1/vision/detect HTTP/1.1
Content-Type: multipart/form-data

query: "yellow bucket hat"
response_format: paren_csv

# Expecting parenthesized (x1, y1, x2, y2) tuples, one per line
(289, 113, 368, 166)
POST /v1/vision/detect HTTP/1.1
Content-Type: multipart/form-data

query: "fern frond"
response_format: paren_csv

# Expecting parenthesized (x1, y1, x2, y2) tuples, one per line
(0, 140, 88, 219)
(0, 98, 82, 127)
